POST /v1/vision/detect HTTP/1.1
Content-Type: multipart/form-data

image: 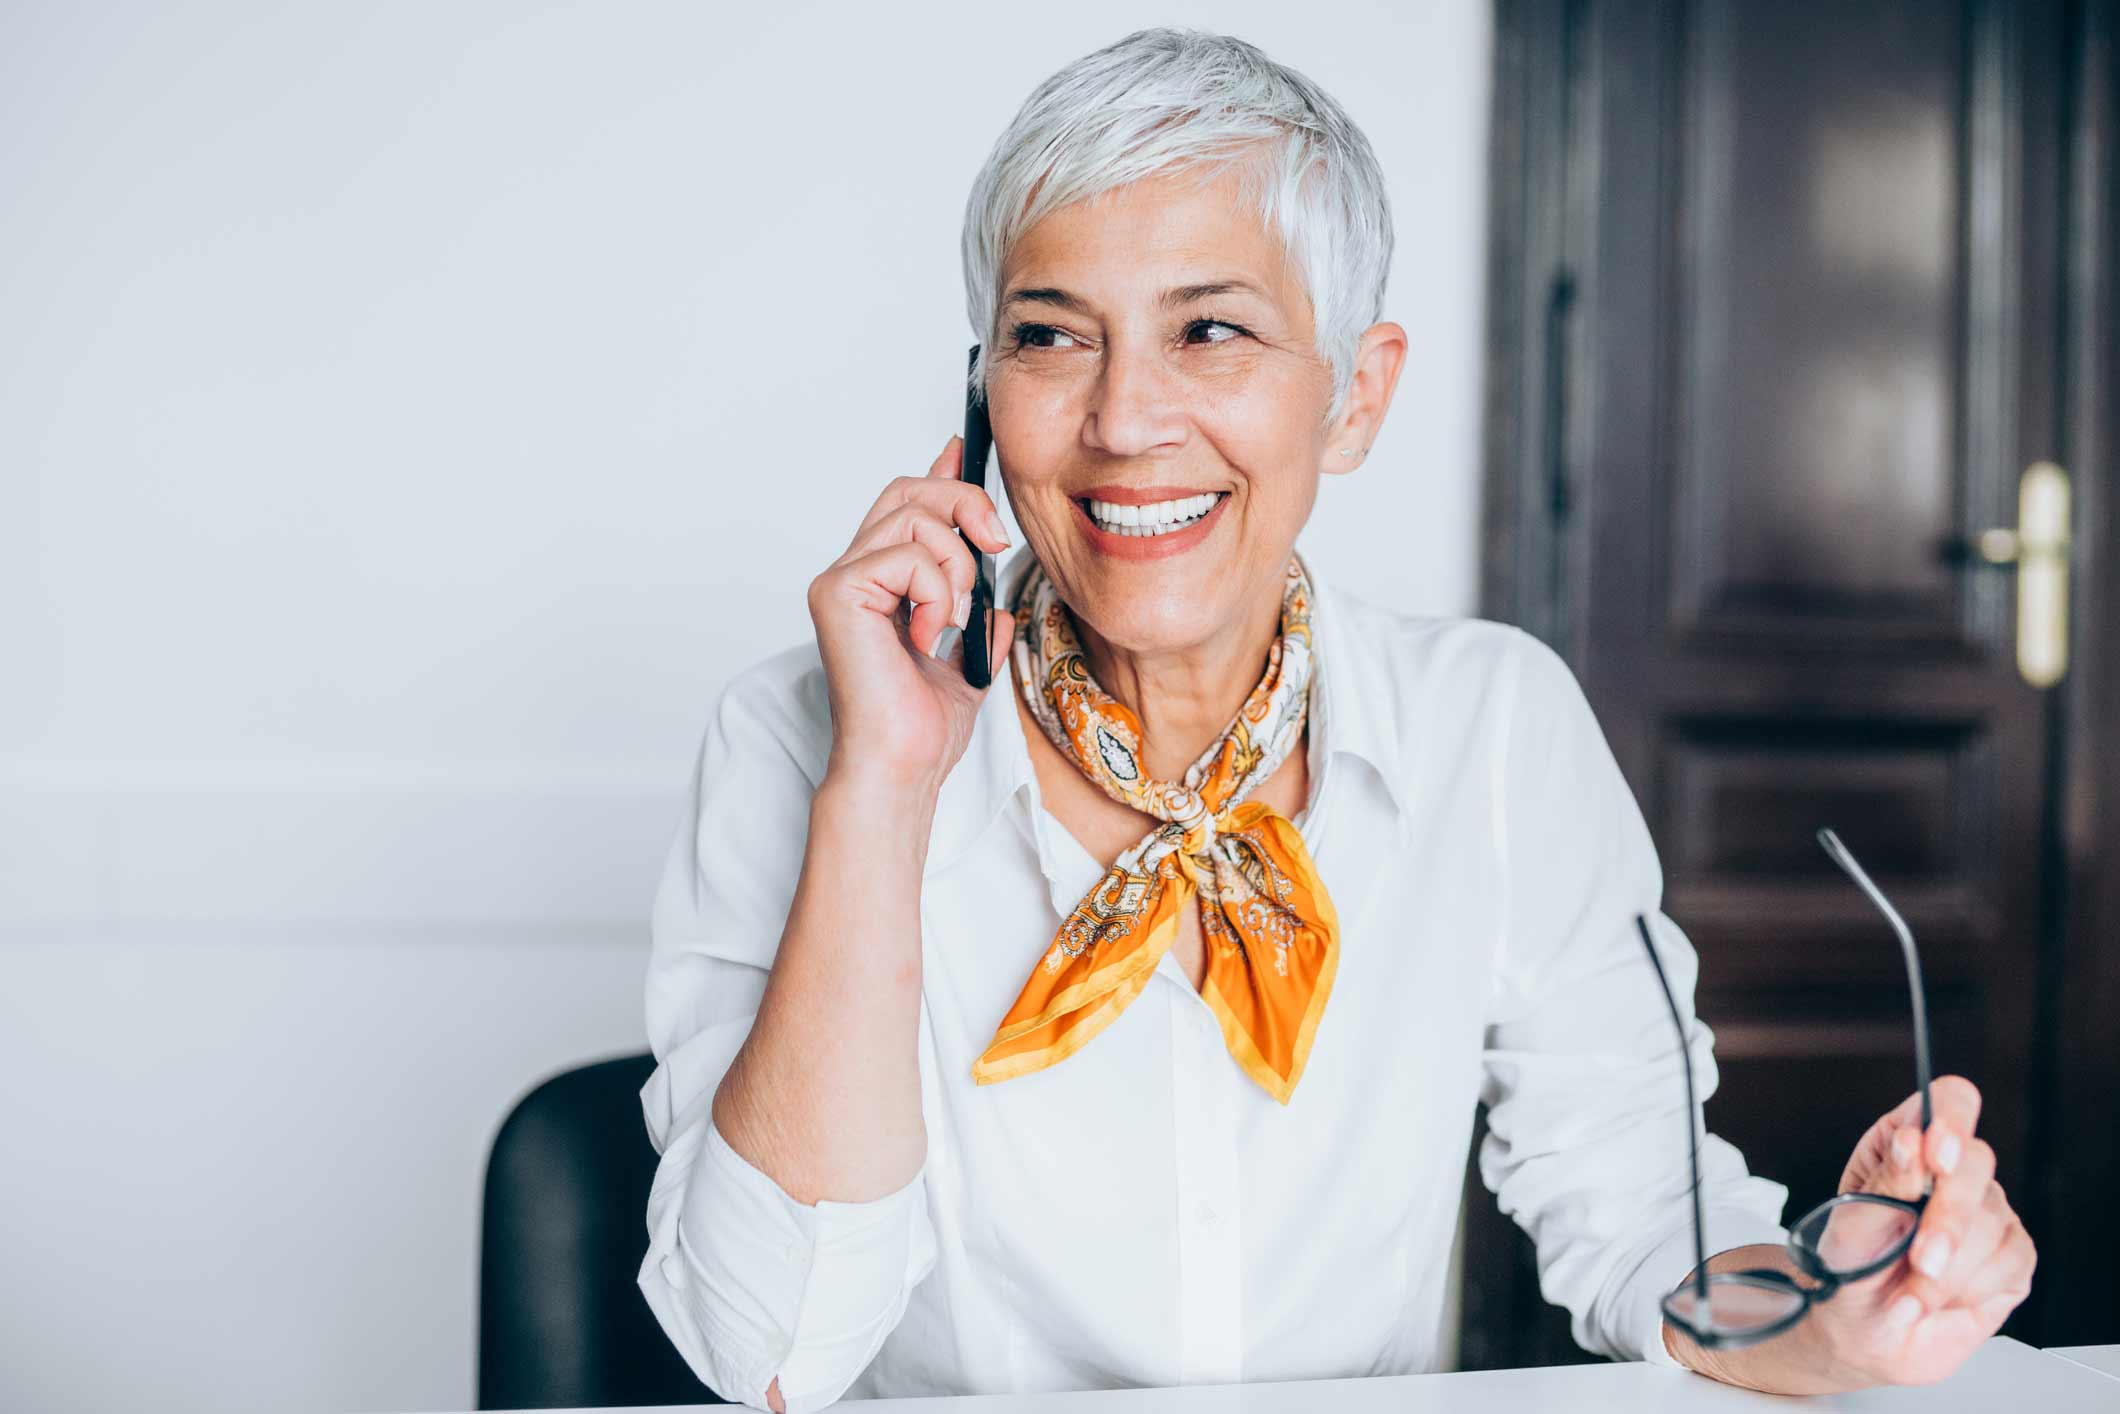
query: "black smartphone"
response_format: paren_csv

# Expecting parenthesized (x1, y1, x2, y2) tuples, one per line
(957, 343, 997, 687)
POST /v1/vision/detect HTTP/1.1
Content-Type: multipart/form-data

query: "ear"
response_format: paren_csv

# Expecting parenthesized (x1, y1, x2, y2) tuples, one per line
(1320, 321, 1409, 475)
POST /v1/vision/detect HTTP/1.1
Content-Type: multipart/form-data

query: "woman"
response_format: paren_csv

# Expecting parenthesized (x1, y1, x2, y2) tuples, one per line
(637, 28, 2034, 1414)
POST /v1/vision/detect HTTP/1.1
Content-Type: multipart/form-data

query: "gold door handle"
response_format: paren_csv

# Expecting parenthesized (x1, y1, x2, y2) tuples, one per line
(1969, 461, 2072, 687)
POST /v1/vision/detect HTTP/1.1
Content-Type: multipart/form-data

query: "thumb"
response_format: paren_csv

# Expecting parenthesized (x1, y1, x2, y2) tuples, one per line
(988, 607, 1018, 676)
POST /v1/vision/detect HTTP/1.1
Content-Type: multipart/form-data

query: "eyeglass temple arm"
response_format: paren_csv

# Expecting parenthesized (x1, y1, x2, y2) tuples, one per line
(1815, 829, 1935, 1133)
(1636, 914, 1710, 1310)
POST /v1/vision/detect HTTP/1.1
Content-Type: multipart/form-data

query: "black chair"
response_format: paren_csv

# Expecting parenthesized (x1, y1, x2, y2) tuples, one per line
(479, 1052, 728, 1409)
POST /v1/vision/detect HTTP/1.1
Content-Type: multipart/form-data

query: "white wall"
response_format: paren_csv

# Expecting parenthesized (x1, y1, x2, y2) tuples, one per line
(0, 3, 1491, 1411)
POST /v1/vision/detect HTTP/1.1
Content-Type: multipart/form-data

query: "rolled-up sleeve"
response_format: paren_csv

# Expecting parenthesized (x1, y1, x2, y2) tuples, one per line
(1477, 631, 1789, 1366)
(637, 654, 939, 1412)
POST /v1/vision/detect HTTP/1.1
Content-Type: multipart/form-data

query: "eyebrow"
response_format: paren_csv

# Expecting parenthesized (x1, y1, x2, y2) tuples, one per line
(998, 279, 1271, 315)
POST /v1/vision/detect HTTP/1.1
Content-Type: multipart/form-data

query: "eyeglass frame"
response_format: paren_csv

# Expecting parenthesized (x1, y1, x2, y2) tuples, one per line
(1636, 826, 1935, 1351)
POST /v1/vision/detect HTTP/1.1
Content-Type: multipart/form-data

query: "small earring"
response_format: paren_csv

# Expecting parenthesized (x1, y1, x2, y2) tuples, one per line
(1338, 447, 1368, 458)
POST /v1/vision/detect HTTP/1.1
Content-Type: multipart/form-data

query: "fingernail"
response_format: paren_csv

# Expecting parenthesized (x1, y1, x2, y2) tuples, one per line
(954, 591, 970, 628)
(1937, 1134, 1961, 1174)
(1891, 1132, 1914, 1169)
(930, 624, 962, 661)
(1916, 1235, 1952, 1279)
(1886, 1295, 1922, 1330)
(989, 512, 1011, 546)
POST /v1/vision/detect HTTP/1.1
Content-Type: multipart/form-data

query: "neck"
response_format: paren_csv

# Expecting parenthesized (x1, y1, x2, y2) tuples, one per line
(1069, 564, 1289, 781)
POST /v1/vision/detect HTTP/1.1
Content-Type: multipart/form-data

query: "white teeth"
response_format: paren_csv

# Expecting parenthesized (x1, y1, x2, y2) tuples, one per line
(1085, 492, 1220, 536)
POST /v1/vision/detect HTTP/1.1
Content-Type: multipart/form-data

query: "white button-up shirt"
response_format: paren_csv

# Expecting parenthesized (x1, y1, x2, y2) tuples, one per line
(637, 547, 1790, 1413)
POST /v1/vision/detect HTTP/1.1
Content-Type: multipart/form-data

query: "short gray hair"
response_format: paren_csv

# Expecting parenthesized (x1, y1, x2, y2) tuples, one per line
(960, 27, 1393, 429)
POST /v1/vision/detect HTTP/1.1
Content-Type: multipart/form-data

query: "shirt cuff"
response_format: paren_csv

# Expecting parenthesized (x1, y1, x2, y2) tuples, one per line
(1631, 1207, 1793, 1370)
(672, 1116, 930, 1408)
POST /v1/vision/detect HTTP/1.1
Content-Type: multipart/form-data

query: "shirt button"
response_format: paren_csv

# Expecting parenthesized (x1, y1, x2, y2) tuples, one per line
(659, 1253, 689, 1290)
(1194, 1199, 1220, 1229)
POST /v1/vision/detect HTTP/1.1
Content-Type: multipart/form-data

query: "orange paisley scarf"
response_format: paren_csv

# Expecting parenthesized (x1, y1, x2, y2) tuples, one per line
(971, 554, 1340, 1105)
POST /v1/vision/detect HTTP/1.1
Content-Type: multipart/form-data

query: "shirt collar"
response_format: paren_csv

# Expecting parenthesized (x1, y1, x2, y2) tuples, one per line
(921, 546, 1410, 879)
(1298, 547, 1412, 820)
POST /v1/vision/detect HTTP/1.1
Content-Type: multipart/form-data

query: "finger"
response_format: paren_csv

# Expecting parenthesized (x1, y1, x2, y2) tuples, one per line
(1842, 1110, 1897, 1191)
(1947, 1193, 2037, 1312)
(843, 504, 976, 612)
(927, 434, 964, 478)
(988, 607, 1019, 677)
(1975, 1290, 2026, 1334)
(1953, 1226, 2035, 1315)
(1860, 1123, 1929, 1202)
(1933, 1191, 2006, 1293)
(1891, 1302, 1993, 1364)
(1922, 1075, 1983, 1157)
(856, 473, 1011, 554)
(826, 542, 959, 656)
(1843, 1091, 1931, 1194)
(1900, 1136, 1995, 1310)
(941, 607, 1020, 693)
(1867, 1073, 1981, 1150)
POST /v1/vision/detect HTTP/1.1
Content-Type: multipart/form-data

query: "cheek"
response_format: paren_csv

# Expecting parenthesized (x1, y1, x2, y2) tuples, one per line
(1200, 366, 1327, 457)
(989, 363, 1075, 419)
(1214, 417, 1325, 513)
(988, 383, 1074, 465)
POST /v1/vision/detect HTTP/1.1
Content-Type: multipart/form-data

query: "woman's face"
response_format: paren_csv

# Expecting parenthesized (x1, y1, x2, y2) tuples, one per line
(985, 164, 1352, 658)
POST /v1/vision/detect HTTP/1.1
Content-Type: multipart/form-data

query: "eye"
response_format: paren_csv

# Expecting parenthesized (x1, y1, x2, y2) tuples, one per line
(1005, 318, 1251, 352)
(1185, 318, 1251, 345)
(1009, 322, 1083, 350)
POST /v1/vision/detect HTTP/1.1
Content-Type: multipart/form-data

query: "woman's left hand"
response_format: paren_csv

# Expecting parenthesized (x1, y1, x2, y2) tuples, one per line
(1672, 1075, 2038, 1393)
(1806, 1075, 2036, 1384)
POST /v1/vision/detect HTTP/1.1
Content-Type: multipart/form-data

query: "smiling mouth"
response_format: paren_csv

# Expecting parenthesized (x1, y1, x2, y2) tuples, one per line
(1073, 491, 1228, 537)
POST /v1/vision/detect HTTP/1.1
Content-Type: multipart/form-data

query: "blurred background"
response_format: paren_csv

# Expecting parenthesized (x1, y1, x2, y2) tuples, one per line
(0, 3, 2111, 1413)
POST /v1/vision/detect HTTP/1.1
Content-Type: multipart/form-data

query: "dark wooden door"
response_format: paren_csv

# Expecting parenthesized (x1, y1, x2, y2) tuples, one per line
(1471, 0, 2104, 1365)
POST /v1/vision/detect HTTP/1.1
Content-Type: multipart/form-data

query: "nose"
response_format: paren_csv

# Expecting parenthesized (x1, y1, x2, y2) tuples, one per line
(1082, 337, 1187, 458)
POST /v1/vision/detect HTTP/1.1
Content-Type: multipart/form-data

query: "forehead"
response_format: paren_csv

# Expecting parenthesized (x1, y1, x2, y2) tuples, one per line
(1002, 164, 1297, 302)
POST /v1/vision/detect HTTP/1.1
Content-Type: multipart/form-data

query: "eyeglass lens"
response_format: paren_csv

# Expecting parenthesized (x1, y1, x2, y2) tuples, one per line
(1791, 1194, 1921, 1275)
(1663, 1274, 1807, 1337)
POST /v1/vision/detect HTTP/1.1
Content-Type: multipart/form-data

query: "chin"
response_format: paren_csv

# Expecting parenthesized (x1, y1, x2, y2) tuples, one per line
(1064, 582, 1235, 653)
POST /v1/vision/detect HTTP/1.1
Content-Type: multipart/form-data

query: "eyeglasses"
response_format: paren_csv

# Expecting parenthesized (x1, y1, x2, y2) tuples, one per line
(1636, 826, 1934, 1350)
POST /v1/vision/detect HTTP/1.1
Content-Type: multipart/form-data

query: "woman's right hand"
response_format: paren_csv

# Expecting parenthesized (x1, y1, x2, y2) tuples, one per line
(807, 433, 1019, 798)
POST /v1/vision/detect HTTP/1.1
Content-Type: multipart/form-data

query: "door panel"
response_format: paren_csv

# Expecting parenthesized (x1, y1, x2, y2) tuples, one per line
(1672, 0, 1974, 645)
(1473, 0, 2082, 1364)
(1593, 0, 2059, 1257)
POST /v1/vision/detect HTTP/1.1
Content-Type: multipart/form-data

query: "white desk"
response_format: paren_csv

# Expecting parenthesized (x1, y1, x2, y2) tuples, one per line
(556, 1339, 2115, 1413)
(2051, 1346, 2120, 1382)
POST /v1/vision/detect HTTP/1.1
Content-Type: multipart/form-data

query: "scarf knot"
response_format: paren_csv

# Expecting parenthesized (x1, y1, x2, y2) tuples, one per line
(970, 555, 1342, 1105)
